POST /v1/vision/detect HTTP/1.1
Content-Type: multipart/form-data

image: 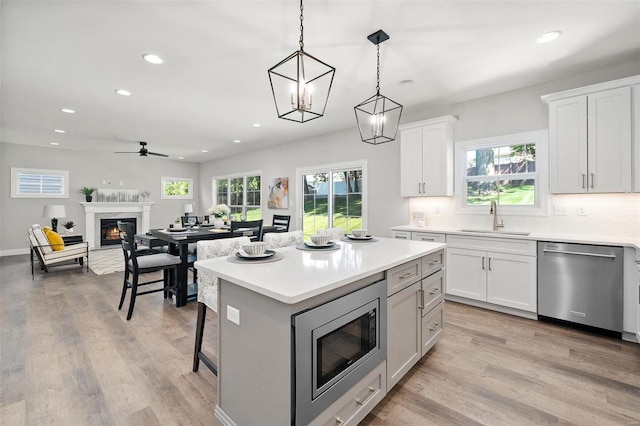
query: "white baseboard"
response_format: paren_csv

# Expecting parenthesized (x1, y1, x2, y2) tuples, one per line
(0, 248, 30, 257)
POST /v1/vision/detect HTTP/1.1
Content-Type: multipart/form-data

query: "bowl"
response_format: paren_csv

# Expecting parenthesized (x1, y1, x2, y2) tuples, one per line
(243, 241, 268, 256)
(352, 229, 368, 238)
(310, 234, 330, 245)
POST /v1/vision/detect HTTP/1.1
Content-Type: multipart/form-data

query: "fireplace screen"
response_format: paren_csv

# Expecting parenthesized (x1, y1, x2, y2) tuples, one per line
(101, 218, 135, 246)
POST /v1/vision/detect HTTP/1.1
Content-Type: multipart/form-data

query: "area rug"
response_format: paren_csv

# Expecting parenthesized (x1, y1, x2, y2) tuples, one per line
(89, 248, 125, 275)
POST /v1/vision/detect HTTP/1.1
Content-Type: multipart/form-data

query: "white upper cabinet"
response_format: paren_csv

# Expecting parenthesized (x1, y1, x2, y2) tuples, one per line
(400, 115, 457, 197)
(634, 85, 640, 192)
(544, 77, 638, 194)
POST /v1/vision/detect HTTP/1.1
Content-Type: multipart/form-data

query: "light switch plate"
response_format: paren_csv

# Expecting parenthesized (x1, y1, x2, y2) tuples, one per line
(577, 207, 587, 216)
(227, 305, 240, 325)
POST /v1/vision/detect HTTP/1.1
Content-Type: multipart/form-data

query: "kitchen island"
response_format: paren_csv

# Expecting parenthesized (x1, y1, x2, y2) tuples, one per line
(195, 237, 446, 426)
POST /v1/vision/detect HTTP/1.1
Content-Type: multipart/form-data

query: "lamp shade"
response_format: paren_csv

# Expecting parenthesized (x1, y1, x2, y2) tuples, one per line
(182, 204, 193, 214)
(42, 205, 66, 219)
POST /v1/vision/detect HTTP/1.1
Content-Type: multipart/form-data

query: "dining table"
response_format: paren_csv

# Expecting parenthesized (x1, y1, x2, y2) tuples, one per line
(150, 224, 283, 307)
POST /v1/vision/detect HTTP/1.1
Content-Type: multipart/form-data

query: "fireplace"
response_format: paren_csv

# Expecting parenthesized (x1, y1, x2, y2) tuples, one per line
(101, 218, 136, 246)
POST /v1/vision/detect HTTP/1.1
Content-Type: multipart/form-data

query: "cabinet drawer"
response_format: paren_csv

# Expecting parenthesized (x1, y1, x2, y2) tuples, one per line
(387, 259, 421, 296)
(392, 230, 411, 240)
(312, 361, 386, 426)
(412, 232, 446, 243)
(422, 250, 444, 277)
(422, 270, 444, 314)
(447, 235, 536, 256)
(421, 301, 445, 356)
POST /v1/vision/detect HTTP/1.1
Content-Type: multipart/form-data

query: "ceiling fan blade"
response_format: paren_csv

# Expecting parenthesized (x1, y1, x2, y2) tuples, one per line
(148, 151, 169, 157)
(114, 151, 139, 154)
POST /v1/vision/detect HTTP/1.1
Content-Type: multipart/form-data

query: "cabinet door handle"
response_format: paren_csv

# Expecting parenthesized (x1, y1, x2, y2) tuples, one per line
(590, 173, 595, 188)
(422, 238, 434, 242)
(335, 417, 345, 425)
(429, 322, 440, 332)
(488, 257, 492, 271)
(418, 288, 424, 309)
(399, 272, 414, 280)
(418, 182, 421, 194)
(481, 256, 485, 270)
(396, 235, 407, 239)
(422, 182, 426, 193)
(582, 174, 586, 189)
(428, 287, 441, 295)
(356, 387, 377, 406)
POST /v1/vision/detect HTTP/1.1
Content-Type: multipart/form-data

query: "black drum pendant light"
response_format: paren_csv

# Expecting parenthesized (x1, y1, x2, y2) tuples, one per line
(268, 0, 336, 123)
(354, 30, 403, 145)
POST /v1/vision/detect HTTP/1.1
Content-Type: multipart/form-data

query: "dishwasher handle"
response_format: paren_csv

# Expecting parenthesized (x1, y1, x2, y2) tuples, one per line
(542, 248, 616, 259)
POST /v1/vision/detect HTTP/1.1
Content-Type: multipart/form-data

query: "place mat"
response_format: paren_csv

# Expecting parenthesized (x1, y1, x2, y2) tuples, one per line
(295, 243, 341, 252)
(340, 237, 379, 243)
(227, 252, 284, 264)
(209, 228, 230, 233)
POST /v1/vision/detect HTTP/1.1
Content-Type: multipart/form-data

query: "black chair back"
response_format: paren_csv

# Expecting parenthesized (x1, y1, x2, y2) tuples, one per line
(272, 215, 291, 232)
(117, 221, 139, 269)
(230, 220, 264, 241)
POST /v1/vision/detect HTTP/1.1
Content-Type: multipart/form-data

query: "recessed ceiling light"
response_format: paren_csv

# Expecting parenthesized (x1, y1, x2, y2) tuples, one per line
(54, 129, 66, 133)
(115, 89, 132, 96)
(142, 53, 164, 65)
(202, 149, 208, 153)
(50, 142, 60, 146)
(233, 139, 241, 143)
(252, 123, 261, 128)
(178, 156, 185, 160)
(399, 79, 414, 86)
(60, 108, 76, 114)
(536, 31, 562, 44)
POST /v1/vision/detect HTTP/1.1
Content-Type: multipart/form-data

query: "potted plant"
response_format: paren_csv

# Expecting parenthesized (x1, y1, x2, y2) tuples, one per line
(62, 221, 75, 234)
(80, 186, 97, 202)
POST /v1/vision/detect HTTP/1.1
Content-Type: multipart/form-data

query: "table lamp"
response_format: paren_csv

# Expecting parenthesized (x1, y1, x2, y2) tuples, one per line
(182, 203, 193, 224)
(42, 205, 66, 233)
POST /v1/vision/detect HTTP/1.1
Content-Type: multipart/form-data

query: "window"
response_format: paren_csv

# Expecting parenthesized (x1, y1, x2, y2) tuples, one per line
(11, 167, 69, 198)
(297, 161, 367, 239)
(214, 172, 261, 220)
(455, 130, 548, 215)
(161, 177, 193, 199)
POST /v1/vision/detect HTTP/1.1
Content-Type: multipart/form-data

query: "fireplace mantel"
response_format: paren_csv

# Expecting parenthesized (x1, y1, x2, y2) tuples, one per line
(82, 202, 154, 249)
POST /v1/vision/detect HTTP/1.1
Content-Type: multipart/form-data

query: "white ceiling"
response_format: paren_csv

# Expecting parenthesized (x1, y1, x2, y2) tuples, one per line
(2, 0, 639, 162)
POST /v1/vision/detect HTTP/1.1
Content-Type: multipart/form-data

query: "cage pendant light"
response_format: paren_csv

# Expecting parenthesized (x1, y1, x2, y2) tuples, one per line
(268, 0, 335, 123)
(354, 30, 403, 145)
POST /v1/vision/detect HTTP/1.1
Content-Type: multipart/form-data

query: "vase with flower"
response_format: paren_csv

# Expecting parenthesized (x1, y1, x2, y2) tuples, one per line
(207, 204, 230, 228)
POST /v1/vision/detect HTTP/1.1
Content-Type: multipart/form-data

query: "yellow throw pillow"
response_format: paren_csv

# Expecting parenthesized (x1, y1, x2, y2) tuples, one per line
(44, 228, 65, 251)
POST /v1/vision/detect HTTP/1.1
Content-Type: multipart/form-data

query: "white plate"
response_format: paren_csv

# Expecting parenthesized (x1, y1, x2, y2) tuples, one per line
(236, 249, 276, 259)
(304, 241, 336, 248)
(168, 227, 187, 232)
(347, 234, 374, 240)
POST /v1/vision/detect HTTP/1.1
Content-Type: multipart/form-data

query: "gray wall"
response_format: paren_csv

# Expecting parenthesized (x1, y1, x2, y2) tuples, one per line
(1, 143, 199, 254)
(198, 125, 409, 238)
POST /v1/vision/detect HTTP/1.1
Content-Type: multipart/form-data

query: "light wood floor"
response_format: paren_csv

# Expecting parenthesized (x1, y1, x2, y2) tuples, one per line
(2, 254, 639, 425)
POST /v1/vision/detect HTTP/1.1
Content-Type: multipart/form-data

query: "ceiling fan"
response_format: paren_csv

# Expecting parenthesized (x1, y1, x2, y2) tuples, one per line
(114, 141, 169, 157)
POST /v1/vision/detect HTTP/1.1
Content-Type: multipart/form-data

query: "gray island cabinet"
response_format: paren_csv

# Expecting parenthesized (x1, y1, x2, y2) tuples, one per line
(195, 237, 446, 426)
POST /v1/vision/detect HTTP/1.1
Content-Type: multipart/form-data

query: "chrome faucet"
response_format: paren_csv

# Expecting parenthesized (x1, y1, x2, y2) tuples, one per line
(490, 201, 504, 231)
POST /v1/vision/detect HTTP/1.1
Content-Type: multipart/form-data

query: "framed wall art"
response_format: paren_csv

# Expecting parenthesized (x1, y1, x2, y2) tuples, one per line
(268, 177, 288, 209)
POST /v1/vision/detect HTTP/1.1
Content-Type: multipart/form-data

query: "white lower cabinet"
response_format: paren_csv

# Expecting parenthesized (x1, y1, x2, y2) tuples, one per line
(446, 236, 537, 314)
(391, 230, 411, 240)
(387, 250, 445, 390)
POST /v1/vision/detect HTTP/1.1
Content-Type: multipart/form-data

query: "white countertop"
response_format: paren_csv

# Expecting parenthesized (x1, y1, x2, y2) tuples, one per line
(194, 237, 445, 305)
(391, 225, 640, 249)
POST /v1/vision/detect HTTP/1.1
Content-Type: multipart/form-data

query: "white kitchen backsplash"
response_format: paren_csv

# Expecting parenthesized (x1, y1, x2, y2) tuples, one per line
(409, 193, 640, 238)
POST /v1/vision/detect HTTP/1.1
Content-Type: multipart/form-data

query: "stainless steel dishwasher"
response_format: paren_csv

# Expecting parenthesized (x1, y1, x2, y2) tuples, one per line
(538, 242, 623, 335)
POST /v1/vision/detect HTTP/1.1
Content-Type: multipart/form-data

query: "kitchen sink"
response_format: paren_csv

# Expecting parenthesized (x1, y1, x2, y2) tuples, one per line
(458, 229, 531, 236)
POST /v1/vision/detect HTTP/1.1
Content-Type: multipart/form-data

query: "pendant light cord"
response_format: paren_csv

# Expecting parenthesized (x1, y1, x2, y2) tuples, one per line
(376, 44, 381, 95)
(299, 0, 304, 51)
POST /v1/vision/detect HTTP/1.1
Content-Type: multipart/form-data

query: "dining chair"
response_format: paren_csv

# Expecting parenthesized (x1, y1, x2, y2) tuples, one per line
(193, 236, 251, 375)
(230, 219, 263, 241)
(263, 230, 303, 249)
(317, 227, 345, 240)
(272, 214, 291, 232)
(117, 221, 181, 320)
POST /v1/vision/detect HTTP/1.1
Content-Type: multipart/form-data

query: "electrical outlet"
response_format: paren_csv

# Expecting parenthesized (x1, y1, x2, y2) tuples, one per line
(577, 207, 587, 216)
(554, 206, 567, 216)
(227, 305, 240, 325)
